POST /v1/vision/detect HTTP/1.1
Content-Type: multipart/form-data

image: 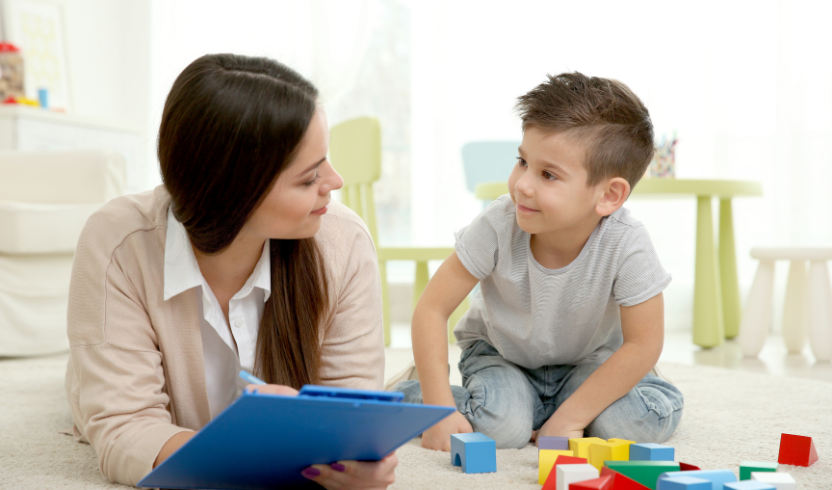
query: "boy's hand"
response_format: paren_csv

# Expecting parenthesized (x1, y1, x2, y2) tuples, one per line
(536, 411, 584, 443)
(421, 411, 473, 451)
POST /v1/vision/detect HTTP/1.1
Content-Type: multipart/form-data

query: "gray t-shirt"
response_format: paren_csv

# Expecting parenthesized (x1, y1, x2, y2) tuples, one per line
(453, 195, 671, 369)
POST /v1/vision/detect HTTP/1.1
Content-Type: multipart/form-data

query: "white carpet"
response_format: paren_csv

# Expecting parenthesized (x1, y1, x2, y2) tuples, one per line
(0, 354, 829, 489)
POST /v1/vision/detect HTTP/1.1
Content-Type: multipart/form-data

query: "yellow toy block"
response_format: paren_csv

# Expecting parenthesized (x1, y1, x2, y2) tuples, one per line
(589, 439, 635, 470)
(569, 437, 605, 459)
(538, 449, 574, 484)
(607, 438, 636, 460)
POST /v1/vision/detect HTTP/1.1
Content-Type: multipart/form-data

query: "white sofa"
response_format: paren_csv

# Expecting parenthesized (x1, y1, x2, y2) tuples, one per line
(0, 149, 126, 356)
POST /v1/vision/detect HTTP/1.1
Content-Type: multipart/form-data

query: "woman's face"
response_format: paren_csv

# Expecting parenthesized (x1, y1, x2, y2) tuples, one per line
(244, 110, 344, 240)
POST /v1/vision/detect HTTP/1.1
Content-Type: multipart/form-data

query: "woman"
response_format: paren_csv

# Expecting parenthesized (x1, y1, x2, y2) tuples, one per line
(65, 54, 396, 489)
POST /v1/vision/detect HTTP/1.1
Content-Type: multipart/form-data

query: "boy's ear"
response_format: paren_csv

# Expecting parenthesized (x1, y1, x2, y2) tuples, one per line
(595, 177, 630, 217)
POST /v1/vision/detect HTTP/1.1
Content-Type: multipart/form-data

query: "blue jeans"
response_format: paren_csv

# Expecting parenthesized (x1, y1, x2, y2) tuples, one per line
(395, 340, 684, 449)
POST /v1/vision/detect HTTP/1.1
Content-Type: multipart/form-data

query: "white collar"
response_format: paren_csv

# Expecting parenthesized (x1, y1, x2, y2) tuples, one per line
(163, 206, 271, 303)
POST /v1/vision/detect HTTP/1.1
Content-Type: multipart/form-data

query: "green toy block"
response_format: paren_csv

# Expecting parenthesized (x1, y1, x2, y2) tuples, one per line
(738, 461, 777, 481)
(605, 461, 681, 490)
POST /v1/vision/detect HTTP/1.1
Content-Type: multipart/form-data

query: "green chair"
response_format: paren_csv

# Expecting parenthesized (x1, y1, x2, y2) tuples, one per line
(329, 117, 469, 346)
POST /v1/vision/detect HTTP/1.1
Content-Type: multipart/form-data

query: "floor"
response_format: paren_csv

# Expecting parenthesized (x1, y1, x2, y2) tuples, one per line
(385, 322, 832, 385)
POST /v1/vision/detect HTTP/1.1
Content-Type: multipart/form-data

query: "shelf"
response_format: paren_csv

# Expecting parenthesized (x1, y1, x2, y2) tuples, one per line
(0, 105, 142, 134)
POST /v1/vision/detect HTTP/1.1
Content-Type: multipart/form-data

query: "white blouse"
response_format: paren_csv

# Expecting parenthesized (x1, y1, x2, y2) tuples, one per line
(162, 207, 271, 418)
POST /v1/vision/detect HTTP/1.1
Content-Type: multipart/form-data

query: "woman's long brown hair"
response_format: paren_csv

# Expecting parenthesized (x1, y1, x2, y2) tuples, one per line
(158, 53, 328, 388)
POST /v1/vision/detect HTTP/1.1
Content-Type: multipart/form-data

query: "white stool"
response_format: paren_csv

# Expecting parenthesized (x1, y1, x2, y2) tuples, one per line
(739, 247, 832, 361)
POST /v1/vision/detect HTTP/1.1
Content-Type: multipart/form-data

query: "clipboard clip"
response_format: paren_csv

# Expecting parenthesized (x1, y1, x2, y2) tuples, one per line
(298, 385, 404, 403)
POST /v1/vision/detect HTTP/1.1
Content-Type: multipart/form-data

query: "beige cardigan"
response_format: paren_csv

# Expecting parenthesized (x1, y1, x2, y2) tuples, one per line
(65, 186, 384, 486)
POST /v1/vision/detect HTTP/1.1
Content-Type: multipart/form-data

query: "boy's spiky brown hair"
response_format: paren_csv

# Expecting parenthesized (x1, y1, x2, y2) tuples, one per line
(516, 72, 654, 189)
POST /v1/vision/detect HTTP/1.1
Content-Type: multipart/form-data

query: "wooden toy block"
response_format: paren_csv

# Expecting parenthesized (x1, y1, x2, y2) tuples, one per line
(590, 439, 634, 470)
(777, 433, 818, 467)
(678, 462, 701, 472)
(750, 472, 796, 490)
(723, 482, 776, 490)
(605, 461, 680, 490)
(657, 476, 711, 490)
(600, 467, 651, 489)
(607, 438, 637, 460)
(629, 443, 675, 462)
(570, 475, 614, 490)
(657, 470, 737, 490)
(570, 437, 607, 459)
(540, 436, 572, 450)
(556, 463, 600, 490)
(450, 432, 496, 474)
(738, 461, 778, 480)
(541, 455, 588, 486)
(539, 450, 577, 484)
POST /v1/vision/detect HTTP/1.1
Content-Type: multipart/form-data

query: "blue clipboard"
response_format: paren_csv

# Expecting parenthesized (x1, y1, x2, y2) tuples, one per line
(138, 385, 454, 489)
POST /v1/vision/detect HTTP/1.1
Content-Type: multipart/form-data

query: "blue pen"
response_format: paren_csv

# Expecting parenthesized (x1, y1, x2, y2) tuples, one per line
(239, 370, 266, 385)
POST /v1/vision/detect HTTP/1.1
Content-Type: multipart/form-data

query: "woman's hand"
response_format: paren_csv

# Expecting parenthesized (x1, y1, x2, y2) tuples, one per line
(244, 384, 299, 396)
(248, 384, 396, 488)
(301, 452, 398, 489)
(421, 411, 473, 452)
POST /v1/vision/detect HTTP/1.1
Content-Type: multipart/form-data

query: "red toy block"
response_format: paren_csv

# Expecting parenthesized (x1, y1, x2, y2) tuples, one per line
(778, 433, 818, 467)
(557, 455, 590, 465)
(679, 462, 702, 471)
(570, 475, 613, 489)
(600, 467, 650, 490)
(542, 455, 589, 490)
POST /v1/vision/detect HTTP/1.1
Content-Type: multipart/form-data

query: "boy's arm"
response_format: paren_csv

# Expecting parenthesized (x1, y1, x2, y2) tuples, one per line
(538, 293, 665, 439)
(412, 252, 479, 451)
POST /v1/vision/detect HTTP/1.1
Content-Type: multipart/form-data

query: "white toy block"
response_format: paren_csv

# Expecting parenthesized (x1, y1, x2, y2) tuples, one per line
(556, 463, 599, 490)
(751, 472, 796, 490)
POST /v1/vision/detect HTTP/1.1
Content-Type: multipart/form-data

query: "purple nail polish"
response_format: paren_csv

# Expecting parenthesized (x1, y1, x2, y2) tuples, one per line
(302, 467, 321, 478)
(331, 463, 346, 472)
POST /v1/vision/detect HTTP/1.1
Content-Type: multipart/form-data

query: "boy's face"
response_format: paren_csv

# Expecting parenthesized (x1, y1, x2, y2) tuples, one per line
(508, 126, 605, 236)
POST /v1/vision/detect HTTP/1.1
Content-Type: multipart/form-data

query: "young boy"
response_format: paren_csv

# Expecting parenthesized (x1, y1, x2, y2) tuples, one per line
(393, 72, 683, 451)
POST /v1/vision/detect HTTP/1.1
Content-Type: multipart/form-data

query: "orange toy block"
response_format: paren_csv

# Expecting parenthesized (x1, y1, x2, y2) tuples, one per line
(778, 433, 818, 467)
(541, 455, 589, 489)
(590, 439, 635, 470)
(570, 437, 606, 459)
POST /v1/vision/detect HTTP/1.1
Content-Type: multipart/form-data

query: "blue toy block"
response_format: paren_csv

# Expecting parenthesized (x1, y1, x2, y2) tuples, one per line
(538, 436, 570, 450)
(450, 432, 497, 474)
(658, 470, 737, 490)
(659, 476, 712, 490)
(723, 482, 776, 490)
(630, 443, 675, 462)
